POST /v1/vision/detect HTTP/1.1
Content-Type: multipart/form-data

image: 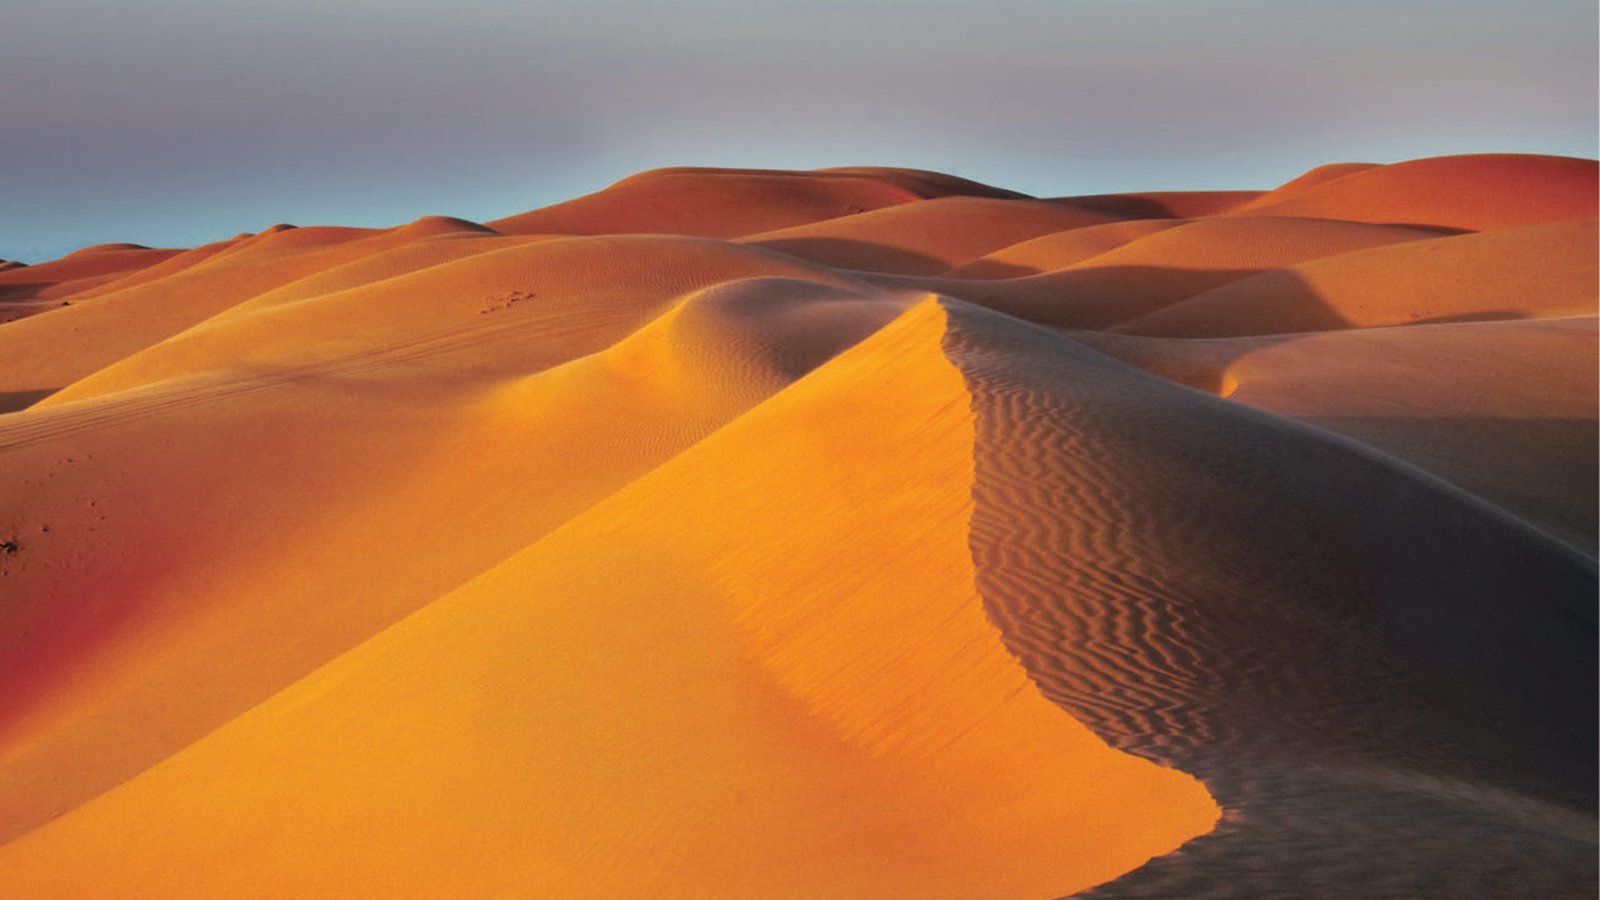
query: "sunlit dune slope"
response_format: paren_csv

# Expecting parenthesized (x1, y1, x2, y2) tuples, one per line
(0, 244, 180, 302)
(1231, 153, 1598, 229)
(37, 235, 863, 406)
(0, 220, 517, 400)
(489, 166, 1025, 239)
(0, 153, 1594, 898)
(1246, 161, 1381, 201)
(0, 243, 910, 846)
(0, 300, 1218, 899)
(0, 245, 184, 325)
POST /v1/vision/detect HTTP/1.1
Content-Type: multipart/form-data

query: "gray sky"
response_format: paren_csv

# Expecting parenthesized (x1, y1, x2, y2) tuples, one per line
(3, 0, 1595, 261)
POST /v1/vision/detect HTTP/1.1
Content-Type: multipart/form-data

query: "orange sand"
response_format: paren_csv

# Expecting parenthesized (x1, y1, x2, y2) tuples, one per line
(0, 154, 1593, 897)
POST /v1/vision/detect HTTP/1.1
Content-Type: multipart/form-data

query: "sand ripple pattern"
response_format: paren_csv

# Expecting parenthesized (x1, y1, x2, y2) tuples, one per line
(941, 299, 1597, 898)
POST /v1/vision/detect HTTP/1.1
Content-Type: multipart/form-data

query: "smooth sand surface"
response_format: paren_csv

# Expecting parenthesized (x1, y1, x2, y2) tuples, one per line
(738, 196, 1126, 275)
(1229, 153, 1597, 230)
(1118, 218, 1599, 336)
(0, 154, 1593, 897)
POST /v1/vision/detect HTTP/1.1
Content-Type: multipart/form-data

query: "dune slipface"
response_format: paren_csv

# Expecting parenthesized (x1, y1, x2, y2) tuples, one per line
(0, 155, 1594, 898)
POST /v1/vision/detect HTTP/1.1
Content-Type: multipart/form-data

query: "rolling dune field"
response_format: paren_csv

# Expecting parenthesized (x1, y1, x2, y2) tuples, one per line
(0, 153, 1594, 898)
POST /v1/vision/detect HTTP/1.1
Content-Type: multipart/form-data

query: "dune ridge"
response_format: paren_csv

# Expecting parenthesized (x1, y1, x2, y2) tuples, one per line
(0, 300, 1219, 898)
(0, 153, 1593, 897)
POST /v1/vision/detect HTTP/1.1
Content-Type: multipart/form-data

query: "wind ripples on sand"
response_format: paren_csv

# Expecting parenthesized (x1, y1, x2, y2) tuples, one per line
(944, 300, 1596, 898)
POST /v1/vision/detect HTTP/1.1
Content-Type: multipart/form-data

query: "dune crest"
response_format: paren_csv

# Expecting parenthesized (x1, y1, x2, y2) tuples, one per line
(1231, 153, 1597, 229)
(0, 300, 1218, 898)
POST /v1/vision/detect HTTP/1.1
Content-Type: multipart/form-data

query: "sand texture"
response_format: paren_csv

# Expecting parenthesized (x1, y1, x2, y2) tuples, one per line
(0, 153, 1594, 898)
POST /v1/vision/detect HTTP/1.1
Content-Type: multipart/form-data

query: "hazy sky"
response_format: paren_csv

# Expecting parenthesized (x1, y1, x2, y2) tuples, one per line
(3, 0, 1595, 261)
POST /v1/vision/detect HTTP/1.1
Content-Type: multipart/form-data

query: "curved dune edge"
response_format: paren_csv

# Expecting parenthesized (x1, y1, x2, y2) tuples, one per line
(941, 300, 1595, 897)
(0, 230, 1236, 871)
(0, 261, 905, 846)
(0, 300, 1220, 898)
(1228, 153, 1598, 230)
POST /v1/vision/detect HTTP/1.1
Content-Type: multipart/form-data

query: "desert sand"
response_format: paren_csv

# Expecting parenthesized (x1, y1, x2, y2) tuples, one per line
(0, 153, 1593, 897)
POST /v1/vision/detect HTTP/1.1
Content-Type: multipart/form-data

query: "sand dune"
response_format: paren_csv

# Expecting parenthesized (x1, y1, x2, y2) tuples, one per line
(0, 240, 894, 845)
(737, 196, 1129, 274)
(1044, 190, 1264, 219)
(1243, 161, 1381, 201)
(948, 299, 1595, 897)
(856, 215, 1445, 329)
(0, 301, 1218, 898)
(0, 154, 1593, 897)
(1231, 153, 1597, 229)
(0, 244, 184, 325)
(943, 219, 1187, 279)
(0, 221, 499, 402)
(489, 166, 1025, 239)
(1075, 317, 1598, 552)
(1118, 218, 1598, 336)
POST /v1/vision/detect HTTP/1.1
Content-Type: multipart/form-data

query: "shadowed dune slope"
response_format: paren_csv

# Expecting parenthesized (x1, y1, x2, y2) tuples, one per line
(0, 300, 1217, 899)
(1046, 190, 1263, 219)
(739, 196, 1124, 274)
(860, 215, 1444, 329)
(1056, 215, 1445, 270)
(1119, 218, 1599, 336)
(0, 245, 181, 302)
(0, 154, 1593, 898)
(943, 219, 1186, 279)
(944, 300, 1596, 897)
(1074, 316, 1599, 554)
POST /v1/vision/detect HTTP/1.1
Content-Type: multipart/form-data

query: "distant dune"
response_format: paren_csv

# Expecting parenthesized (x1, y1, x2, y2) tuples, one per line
(0, 153, 1593, 898)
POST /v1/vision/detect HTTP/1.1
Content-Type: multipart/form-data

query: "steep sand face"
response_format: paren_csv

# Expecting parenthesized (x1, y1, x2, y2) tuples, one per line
(0, 301, 1218, 898)
(0, 154, 1594, 897)
(945, 301, 1595, 896)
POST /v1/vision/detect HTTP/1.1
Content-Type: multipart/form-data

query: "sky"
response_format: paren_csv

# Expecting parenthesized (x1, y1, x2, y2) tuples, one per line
(2, 0, 1595, 262)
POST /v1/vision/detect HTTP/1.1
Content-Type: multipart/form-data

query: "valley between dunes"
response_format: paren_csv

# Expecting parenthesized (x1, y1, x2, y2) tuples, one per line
(0, 154, 1594, 898)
